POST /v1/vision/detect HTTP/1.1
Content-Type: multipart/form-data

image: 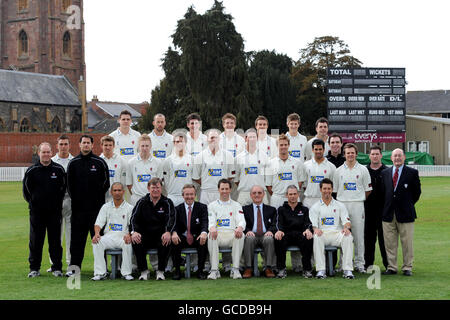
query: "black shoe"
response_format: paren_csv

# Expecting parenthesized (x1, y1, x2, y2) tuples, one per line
(197, 271, 207, 280)
(382, 269, 397, 275)
(402, 270, 413, 276)
(172, 270, 181, 280)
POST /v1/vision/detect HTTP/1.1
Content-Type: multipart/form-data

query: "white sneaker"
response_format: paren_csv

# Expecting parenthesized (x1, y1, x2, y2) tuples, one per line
(207, 270, 220, 280)
(91, 273, 108, 281)
(356, 267, 366, 274)
(277, 269, 287, 279)
(123, 274, 134, 281)
(316, 270, 327, 279)
(52, 270, 63, 277)
(46, 267, 52, 273)
(156, 271, 165, 280)
(28, 270, 40, 278)
(139, 270, 150, 281)
(232, 268, 242, 279)
(343, 270, 355, 279)
(223, 265, 232, 273)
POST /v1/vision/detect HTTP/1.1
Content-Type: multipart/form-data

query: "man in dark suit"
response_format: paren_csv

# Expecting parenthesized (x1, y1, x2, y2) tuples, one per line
(380, 148, 421, 276)
(242, 185, 277, 278)
(171, 184, 209, 280)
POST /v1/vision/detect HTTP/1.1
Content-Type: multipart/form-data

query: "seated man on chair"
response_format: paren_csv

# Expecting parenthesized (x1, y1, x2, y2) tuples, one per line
(91, 182, 134, 281)
(242, 185, 277, 278)
(309, 178, 354, 279)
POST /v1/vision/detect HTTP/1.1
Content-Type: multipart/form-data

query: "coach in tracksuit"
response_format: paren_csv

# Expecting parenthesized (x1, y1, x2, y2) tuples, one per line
(23, 142, 66, 278)
(66, 135, 110, 274)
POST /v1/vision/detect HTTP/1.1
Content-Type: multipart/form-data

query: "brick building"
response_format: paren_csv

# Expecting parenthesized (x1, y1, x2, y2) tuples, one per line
(0, 0, 85, 88)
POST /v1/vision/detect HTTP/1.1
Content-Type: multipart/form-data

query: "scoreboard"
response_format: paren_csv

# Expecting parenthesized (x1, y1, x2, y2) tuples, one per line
(327, 68, 405, 134)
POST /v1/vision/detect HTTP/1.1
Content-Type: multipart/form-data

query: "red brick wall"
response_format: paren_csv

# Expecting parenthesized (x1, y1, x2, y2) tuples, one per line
(0, 132, 107, 166)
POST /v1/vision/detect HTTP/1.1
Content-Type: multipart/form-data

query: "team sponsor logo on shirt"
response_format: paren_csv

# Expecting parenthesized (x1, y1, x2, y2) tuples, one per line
(216, 219, 231, 227)
(321, 217, 335, 226)
(311, 175, 324, 183)
(120, 148, 134, 156)
(137, 174, 151, 182)
(343, 182, 357, 191)
(109, 169, 116, 178)
(278, 173, 293, 181)
(153, 150, 167, 158)
(244, 167, 258, 175)
(289, 150, 301, 158)
(109, 223, 123, 231)
(51, 172, 57, 179)
(208, 169, 222, 177)
(174, 170, 187, 178)
(90, 165, 97, 172)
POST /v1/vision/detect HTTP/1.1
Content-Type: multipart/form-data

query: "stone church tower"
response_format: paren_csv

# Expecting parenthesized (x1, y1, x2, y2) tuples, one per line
(0, 0, 85, 88)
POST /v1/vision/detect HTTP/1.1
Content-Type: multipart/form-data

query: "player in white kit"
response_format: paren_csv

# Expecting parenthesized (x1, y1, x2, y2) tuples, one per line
(185, 113, 208, 157)
(50, 135, 73, 268)
(126, 134, 163, 206)
(304, 117, 330, 161)
(149, 113, 173, 160)
(235, 128, 270, 206)
(192, 129, 235, 205)
(91, 182, 134, 281)
(309, 178, 355, 279)
(100, 135, 127, 203)
(285, 113, 307, 163)
(162, 132, 194, 207)
(301, 139, 336, 209)
(109, 110, 141, 160)
(255, 115, 278, 159)
(333, 143, 372, 273)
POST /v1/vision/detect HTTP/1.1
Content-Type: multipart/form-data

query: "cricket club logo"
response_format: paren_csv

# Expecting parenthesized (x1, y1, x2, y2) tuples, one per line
(115, 164, 117, 168)
(356, 175, 359, 179)
(132, 141, 135, 144)
(324, 170, 327, 174)
(230, 212, 233, 216)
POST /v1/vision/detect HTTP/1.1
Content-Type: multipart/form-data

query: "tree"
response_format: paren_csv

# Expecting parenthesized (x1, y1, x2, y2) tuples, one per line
(290, 36, 362, 135)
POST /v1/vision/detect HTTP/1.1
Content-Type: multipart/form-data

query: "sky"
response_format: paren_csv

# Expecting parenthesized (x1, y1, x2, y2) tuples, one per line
(83, 0, 450, 104)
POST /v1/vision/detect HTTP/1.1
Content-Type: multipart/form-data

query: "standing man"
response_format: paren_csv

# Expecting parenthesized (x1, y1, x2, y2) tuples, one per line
(286, 113, 307, 163)
(364, 146, 388, 271)
(149, 113, 173, 159)
(130, 178, 176, 281)
(100, 135, 127, 202)
(304, 117, 331, 161)
(333, 143, 372, 273)
(274, 185, 314, 279)
(126, 134, 162, 206)
(192, 129, 235, 205)
(310, 178, 355, 279)
(207, 179, 246, 280)
(51, 135, 73, 268)
(266, 134, 304, 209)
(301, 139, 336, 209)
(326, 133, 346, 168)
(242, 185, 277, 278)
(110, 110, 141, 160)
(380, 149, 421, 276)
(91, 182, 134, 281)
(185, 113, 208, 157)
(219, 113, 245, 158)
(162, 132, 194, 207)
(255, 115, 278, 159)
(23, 142, 66, 278)
(66, 135, 110, 276)
(235, 128, 270, 206)
(171, 184, 209, 280)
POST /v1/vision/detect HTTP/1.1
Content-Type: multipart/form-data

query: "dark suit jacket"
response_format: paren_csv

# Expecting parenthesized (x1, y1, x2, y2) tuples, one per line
(242, 203, 278, 234)
(381, 165, 421, 223)
(174, 202, 209, 238)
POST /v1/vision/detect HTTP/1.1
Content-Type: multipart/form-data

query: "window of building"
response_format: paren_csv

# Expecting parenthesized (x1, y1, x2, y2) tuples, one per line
(63, 32, 72, 57)
(62, 0, 71, 12)
(18, 30, 28, 56)
(20, 117, 31, 132)
(70, 115, 80, 132)
(0, 118, 5, 132)
(18, 0, 28, 12)
(51, 116, 62, 132)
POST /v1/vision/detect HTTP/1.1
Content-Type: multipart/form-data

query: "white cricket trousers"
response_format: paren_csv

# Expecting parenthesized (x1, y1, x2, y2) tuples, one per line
(314, 231, 354, 271)
(200, 190, 220, 205)
(342, 201, 365, 269)
(167, 194, 184, 207)
(270, 194, 287, 210)
(92, 233, 133, 276)
(208, 231, 244, 271)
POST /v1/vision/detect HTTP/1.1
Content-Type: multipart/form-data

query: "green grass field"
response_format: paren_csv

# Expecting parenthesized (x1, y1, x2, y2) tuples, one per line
(0, 178, 449, 300)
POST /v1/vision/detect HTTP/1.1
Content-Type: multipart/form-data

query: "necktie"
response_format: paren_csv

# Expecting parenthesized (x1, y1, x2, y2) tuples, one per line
(256, 205, 263, 236)
(393, 167, 399, 190)
(187, 205, 194, 245)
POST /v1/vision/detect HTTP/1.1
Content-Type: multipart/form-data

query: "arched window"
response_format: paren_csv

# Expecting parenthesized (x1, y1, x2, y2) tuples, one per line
(20, 117, 31, 132)
(0, 118, 5, 132)
(70, 115, 80, 132)
(62, 0, 71, 12)
(63, 32, 71, 57)
(18, 30, 28, 56)
(18, 0, 28, 11)
(51, 116, 62, 132)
